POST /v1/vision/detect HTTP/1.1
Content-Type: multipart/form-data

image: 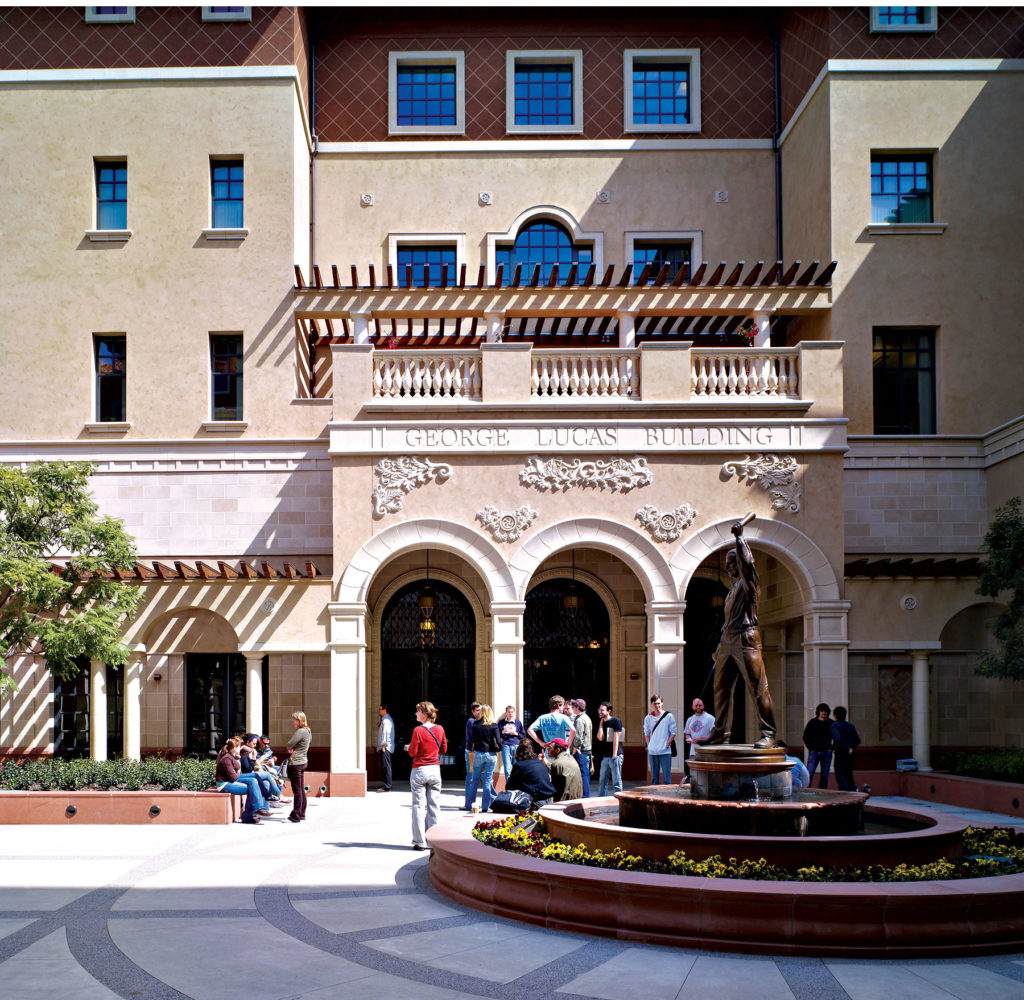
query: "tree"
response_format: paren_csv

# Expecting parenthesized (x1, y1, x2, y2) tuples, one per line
(0, 461, 141, 694)
(976, 496, 1024, 680)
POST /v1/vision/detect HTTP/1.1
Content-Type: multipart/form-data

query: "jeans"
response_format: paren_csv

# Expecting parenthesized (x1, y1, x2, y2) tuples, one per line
(411, 764, 442, 848)
(288, 763, 307, 820)
(806, 750, 833, 789)
(465, 751, 497, 811)
(833, 750, 856, 791)
(573, 751, 591, 797)
(219, 779, 262, 821)
(500, 744, 516, 782)
(252, 770, 280, 799)
(379, 748, 392, 790)
(649, 752, 672, 785)
(598, 754, 623, 796)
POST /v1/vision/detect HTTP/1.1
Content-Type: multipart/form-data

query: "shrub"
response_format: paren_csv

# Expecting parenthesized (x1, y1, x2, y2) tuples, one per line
(937, 748, 1024, 784)
(0, 756, 217, 791)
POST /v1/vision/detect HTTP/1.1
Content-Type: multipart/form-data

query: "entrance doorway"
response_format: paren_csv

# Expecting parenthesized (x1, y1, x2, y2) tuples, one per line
(53, 659, 124, 759)
(380, 580, 474, 780)
(523, 578, 609, 728)
(185, 653, 268, 756)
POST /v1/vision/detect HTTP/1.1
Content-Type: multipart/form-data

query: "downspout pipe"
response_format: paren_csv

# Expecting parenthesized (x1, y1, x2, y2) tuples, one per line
(309, 34, 317, 270)
(771, 23, 783, 265)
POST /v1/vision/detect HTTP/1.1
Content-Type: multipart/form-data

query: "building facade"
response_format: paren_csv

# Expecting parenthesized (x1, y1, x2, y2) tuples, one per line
(1, 6, 1022, 789)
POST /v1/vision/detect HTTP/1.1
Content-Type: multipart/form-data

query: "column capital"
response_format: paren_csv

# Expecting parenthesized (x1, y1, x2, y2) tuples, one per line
(239, 650, 266, 663)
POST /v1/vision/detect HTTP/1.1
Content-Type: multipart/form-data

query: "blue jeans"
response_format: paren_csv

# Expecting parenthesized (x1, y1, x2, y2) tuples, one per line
(806, 750, 833, 788)
(253, 771, 281, 799)
(221, 774, 266, 821)
(573, 751, 591, 797)
(500, 744, 516, 782)
(649, 752, 672, 785)
(465, 751, 497, 811)
(598, 755, 623, 796)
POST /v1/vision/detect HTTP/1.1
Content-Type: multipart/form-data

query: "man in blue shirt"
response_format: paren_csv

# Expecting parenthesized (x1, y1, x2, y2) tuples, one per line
(527, 695, 574, 756)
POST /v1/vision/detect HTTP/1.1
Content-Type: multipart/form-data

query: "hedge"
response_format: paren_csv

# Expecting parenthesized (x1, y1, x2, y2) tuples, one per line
(0, 757, 217, 792)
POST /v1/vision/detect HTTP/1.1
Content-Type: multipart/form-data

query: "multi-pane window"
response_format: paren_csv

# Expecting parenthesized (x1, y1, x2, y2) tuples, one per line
(870, 6, 937, 31)
(396, 245, 457, 287)
(871, 155, 932, 224)
(85, 7, 135, 23)
(96, 160, 127, 230)
(211, 159, 244, 228)
(514, 63, 573, 125)
(873, 329, 936, 434)
(633, 242, 691, 284)
(631, 63, 689, 125)
(210, 334, 243, 420)
(202, 6, 251, 21)
(396, 66, 457, 126)
(496, 221, 593, 286)
(94, 335, 126, 422)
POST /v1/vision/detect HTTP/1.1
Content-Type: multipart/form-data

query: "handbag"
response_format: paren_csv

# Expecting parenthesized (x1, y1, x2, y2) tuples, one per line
(489, 789, 532, 813)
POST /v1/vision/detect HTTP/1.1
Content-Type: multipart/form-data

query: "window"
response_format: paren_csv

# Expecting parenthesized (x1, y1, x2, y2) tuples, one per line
(623, 49, 701, 133)
(871, 154, 932, 224)
(85, 7, 135, 23)
(496, 221, 593, 285)
(870, 7, 938, 32)
(632, 241, 691, 284)
(211, 159, 243, 228)
(210, 334, 243, 420)
(389, 52, 465, 135)
(396, 245, 458, 287)
(95, 159, 127, 230)
(201, 6, 251, 21)
(506, 50, 583, 134)
(94, 335, 126, 422)
(54, 660, 123, 759)
(873, 328, 935, 434)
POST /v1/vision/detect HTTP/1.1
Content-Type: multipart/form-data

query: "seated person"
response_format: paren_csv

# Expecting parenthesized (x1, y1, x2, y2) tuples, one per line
(546, 738, 583, 801)
(215, 738, 270, 824)
(240, 733, 282, 802)
(787, 754, 811, 789)
(504, 739, 556, 809)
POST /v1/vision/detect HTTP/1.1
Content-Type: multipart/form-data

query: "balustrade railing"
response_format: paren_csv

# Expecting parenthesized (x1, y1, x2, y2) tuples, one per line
(531, 350, 640, 399)
(372, 351, 482, 399)
(690, 349, 800, 398)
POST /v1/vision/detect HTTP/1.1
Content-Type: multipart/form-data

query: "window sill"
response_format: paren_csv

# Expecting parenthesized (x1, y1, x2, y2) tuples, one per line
(201, 228, 249, 241)
(506, 124, 584, 136)
(624, 123, 701, 134)
(202, 420, 247, 433)
(84, 421, 131, 433)
(866, 223, 947, 236)
(85, 229, 132, 242)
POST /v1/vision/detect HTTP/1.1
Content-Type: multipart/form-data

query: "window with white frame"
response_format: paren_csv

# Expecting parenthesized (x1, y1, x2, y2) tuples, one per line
(388, 235, 465, 286)
(869, 7, 937, 32)
(624, 231, 702, 285)
(85, 7, 135, 23)
(202, 6, 251, 22)
(389, 52, 465, 135)
(506, 50, 583, 135)
(623, 49, 701, 133)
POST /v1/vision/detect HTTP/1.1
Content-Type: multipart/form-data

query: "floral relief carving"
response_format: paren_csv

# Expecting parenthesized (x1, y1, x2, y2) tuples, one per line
(519, 456, 652, 493)
(371, 457, 452, 518)
(476, 504, 538, 543)
(721, 454, 803, 514)
(635, 503, 698, 542)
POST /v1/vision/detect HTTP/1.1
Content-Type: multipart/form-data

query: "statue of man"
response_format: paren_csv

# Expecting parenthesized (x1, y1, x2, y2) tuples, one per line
(706, 518, 780, 749)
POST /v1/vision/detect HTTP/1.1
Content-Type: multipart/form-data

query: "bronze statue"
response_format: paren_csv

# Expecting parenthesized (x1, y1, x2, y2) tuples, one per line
(706, 516, 780, 749)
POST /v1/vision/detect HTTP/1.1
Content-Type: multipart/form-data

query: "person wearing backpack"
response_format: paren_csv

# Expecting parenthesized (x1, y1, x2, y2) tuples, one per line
(643, 694, 677, 785)
(407, 701, 447, 851)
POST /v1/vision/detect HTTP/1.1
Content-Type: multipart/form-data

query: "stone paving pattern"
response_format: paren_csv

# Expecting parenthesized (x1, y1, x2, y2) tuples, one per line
(1, 787, 1022, 1000)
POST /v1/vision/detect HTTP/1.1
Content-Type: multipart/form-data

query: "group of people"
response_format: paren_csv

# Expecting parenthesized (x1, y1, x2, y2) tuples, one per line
(802, 703, 862, 790)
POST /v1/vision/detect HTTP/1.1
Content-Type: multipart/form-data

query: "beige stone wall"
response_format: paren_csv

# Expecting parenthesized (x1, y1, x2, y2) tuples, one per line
(0, 655, 53, 753)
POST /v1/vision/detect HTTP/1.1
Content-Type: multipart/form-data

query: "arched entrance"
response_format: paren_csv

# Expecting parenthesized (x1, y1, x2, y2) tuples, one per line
(523, 578, 609, 726)
(380, 579, 475, 780)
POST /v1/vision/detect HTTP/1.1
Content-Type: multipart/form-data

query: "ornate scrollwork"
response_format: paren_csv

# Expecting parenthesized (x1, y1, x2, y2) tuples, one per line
(371, 457, 452, 518)
(635, 503, 698, 542)
(519, 456, 652, 493)
(721, 454, 803, 514)
(476, 504, 538, 543)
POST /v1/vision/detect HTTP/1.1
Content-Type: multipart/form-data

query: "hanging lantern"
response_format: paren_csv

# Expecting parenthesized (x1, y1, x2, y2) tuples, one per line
(418, 554, 437, 647)
(563, 550, 581, 613)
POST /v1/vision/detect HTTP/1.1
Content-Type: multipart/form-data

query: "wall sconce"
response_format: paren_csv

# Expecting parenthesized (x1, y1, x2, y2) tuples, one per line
(152, 673, 162, 681)
(629, 672, 640, 681)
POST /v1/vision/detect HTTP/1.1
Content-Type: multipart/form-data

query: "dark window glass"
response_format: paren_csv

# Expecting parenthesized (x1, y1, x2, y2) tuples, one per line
(94, 6, 130, 14)
(496, 221, 592, 286)
(96, 160, 127, 229)
(876, 7, 927, 25)
(873, 328, 936, 434)
(632, 61, 689, 124)
(396, 245, 457, 287)
(633, 241, 691, 284)
(396, 65, 457, 126)
(211, 160, 243, 228)
(514, 63, 573, 125)
(210, 334, 243, 420)
(871, 154, 932, 223)
(54, 666, 90, 759)
(95, 335, 126, 422)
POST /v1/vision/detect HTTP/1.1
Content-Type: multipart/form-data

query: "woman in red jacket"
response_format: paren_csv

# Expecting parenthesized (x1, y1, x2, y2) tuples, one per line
(406, 701, 447, 851)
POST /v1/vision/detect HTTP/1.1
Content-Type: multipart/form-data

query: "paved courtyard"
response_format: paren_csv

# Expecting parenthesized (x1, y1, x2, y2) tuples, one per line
(0, 786, 1022, 1000)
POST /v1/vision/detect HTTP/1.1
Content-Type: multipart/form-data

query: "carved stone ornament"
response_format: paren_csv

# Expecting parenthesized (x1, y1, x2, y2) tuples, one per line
(476, 504, 538, 543)
(635, 503, 698, 543)
(519, 456, 652, 493)
(371, 456, 452, 518)
(721, 454, 803, 514)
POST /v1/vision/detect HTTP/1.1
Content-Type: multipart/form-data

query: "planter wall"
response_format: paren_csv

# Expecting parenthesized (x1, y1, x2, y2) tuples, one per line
(0, 790, 233, 824)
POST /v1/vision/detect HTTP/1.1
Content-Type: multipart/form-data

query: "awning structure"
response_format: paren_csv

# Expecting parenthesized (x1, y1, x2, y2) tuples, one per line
(52, 560, 326, 581)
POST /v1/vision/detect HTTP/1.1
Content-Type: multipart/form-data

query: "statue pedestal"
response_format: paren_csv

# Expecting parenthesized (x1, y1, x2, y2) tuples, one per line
(690, 745, 792, 801)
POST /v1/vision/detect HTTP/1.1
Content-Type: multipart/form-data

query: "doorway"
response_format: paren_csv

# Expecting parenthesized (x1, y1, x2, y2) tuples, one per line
(185, 653, 268, 756)
(53, 659, 124, 759)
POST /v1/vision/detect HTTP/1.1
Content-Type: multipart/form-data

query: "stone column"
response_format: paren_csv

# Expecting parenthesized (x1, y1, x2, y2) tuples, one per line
(617, 311, 636, 349)
(89, 659, 107, 761)
(911, 651, 932, 772)
(801, 601, 851, 720)
(351, 312, 370, 345)
(123, 648, 144, 761)
(243, 652, 264, 736)
(752, 311, 771, 347)
(490, 602, 525, 716)
(484, 311, 504, 344)
(645, 602, 687, 721)
(328, 602, 367, 784)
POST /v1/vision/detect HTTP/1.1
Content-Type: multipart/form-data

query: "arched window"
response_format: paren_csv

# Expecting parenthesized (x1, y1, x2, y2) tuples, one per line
(495, 221, 593, 286)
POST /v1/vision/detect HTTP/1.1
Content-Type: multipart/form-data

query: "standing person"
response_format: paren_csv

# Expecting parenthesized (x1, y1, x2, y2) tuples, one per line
(407, 701, 447, 851)
(463, 702, 482, 809)
(465, 704, 502, 813)
(546, 738, 584, 800)
(286, 711, 312, 823)
(569, 698, 593, 797)
(682, 698, 715, 782)
(831, 706, 862, 791)
(527, 695, 574, 755)
(376, 703, 394, 793)
(643, 694, 677, 785)
(498, 705, 527, 784)
(802, 703, 834, 789)
(594, 701, 624, 796)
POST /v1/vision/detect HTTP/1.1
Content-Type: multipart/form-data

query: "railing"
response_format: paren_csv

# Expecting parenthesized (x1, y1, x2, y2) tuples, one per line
(690, 349, 800, 398)
(372, 351, 482, 400)
(531, 350, 640, 399)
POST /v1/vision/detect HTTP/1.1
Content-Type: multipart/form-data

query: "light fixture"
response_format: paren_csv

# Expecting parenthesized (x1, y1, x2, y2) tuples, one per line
(563, 549, 581, 613)
(418, 552, 437, 648)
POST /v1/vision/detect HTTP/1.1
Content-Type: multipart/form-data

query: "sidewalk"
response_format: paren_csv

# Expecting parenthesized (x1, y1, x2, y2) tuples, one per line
(0, 786, 1022, 1000)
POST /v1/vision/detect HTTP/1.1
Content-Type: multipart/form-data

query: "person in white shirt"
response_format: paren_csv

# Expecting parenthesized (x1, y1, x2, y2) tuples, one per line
(642, 694, 677, 785)
(682, 698, 715, 782)
(376, 704, 395, 792)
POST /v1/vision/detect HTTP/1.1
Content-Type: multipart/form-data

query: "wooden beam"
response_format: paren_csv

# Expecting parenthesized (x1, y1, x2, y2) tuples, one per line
(583, 264, 596, 287)
(441, 263, 449, 288)
(386, 265, 394, 288)
(814, 260, 838, 286)
(707, 262, 726, 286)
(779, 261, 799, 286)
(601, 265, 615, 286)
(350, 265, 359, 288)
(331, 264, 340, 288)
(618, 265, 634, 287)
(218, 561, 239, 579)
(293, 265, 305, 288)
(672, 263, 690, 287)
(529, 264, 541, 288)
(239, 561, 259, 580)
(135, 563, 157, 580)
(689, 262, 708, 285)
(761, 261, 782, 286)
(477, 264, 486, 288)
(404, 265, 412, 289)
(796, 261, 819, 285)
(260, 561, 278, 579)
(313, 265, 323, 289)
(305, 561, 319, 579)
(512, 264, 522, 287)
(724, 262, 744, 286)
(367, 265, 375, 289)
(742, 262, 763, 286)
(566, 262, 578, 286)
(282, 562, 299, 579)
(654, 264, 670, 286)
(174, 561, 198, 579)
(494, 263, 504, 287)
(197, 562, 220, 580)
(459, 263, 467, 288)
(546, 264, 558, 288)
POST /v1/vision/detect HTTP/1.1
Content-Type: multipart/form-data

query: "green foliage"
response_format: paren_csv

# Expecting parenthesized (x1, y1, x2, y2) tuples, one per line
(977, 496, 1024, 680)
(0, 756, 217, 791)
(0, 461, 142, 693)
(937, 748, 1024, 784)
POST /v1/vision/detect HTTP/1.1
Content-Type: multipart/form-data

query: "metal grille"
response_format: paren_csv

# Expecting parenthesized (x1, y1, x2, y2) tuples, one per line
(381, 581, 475, 650)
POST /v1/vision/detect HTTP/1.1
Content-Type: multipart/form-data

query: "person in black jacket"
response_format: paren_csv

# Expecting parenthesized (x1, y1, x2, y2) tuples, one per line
(465, 703, 502, 812)
(802, 703, 834, 788)
(505, 739, 556, 808)
(831, 706, 862, 791)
